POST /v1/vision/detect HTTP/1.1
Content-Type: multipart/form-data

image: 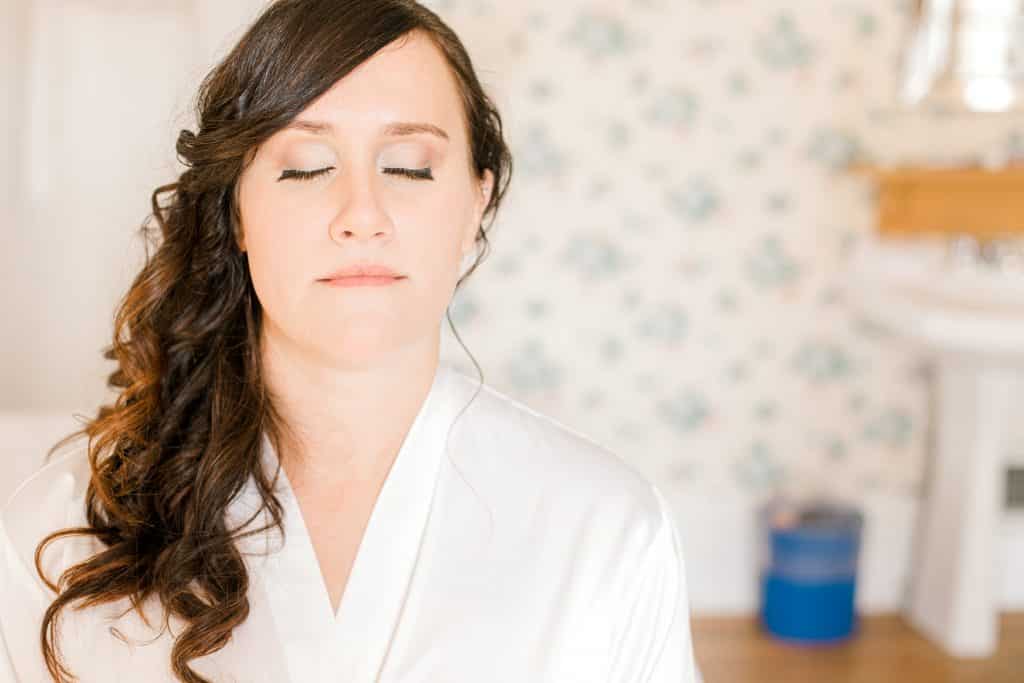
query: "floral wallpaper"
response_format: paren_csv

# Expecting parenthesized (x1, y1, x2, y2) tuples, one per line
(429, 0, 1024, 510)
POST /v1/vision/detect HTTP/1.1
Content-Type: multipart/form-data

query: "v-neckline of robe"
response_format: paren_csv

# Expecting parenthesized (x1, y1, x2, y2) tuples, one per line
(230, 361, 461, 682)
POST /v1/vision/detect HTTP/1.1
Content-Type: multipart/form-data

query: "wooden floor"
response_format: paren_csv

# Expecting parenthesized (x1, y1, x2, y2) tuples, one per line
(691, 613, 1024, 682)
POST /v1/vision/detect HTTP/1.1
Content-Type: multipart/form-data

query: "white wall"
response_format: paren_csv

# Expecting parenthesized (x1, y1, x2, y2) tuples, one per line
(1, 0, 272, 413)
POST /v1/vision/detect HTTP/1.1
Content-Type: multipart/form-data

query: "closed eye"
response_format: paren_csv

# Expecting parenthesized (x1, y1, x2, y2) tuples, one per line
(277, 166, 434, 182)
(278, 167, 334, 182)
(384, 167, 434, 181)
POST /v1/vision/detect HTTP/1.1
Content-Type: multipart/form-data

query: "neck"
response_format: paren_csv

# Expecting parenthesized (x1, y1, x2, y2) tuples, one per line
(259, 319, 441, 490)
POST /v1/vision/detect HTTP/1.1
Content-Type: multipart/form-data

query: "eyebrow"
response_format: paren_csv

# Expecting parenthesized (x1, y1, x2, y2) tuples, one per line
(283, 119, 450, 141)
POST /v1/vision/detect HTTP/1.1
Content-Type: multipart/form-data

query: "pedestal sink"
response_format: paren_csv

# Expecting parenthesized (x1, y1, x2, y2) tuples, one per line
(842, 236, 1024, 658)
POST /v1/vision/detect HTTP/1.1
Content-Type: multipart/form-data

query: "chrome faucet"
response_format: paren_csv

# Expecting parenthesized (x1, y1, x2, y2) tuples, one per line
(946, 234, 1024, 274)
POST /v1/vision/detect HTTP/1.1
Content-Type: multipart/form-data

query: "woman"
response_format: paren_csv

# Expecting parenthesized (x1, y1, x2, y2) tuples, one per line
(0, 1, 698, 681)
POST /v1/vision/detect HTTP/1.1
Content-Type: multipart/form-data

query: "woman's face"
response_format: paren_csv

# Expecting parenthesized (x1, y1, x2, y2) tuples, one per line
(236, 30, 493, 367)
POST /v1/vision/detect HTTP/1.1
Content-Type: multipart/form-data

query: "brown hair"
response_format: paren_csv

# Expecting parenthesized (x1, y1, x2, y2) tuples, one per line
(32, 1, 512, 680)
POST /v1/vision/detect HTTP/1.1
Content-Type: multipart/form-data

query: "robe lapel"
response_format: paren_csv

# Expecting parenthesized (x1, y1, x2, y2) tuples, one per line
(226, 362, 461, 683)
(225, 434, 327, 682)
(328, 363, 461, 681)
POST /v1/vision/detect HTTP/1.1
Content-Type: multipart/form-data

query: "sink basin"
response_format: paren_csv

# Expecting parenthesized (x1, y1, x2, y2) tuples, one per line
(843, 238, 1024, 361)
(841, 235, 1024, 658)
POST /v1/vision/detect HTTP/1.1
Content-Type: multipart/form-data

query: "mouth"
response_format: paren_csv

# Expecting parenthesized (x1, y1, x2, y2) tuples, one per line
(319, 274, 406, 287)
(320, 264, 404, 279)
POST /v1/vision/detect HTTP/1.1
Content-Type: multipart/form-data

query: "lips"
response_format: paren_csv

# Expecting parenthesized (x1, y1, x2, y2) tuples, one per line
(320, 264, 404, 279)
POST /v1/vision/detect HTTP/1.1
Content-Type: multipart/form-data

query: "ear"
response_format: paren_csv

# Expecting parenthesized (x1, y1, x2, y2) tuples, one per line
(461, 169, 494, 257)
(234, 154, 256, 253)
(234, 218, 247, 253)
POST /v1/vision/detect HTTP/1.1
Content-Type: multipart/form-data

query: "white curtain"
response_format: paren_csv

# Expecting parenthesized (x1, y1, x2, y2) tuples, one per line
(1, 0, 270, 413)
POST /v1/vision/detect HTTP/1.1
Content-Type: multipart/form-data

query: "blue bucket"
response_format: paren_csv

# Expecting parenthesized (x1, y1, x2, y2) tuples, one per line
(759, 499, 864, 644)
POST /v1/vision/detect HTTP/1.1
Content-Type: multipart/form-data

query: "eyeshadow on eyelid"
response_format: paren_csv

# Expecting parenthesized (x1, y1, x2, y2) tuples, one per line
(381, 157, 429, 168)
(381, 146, 429, 162)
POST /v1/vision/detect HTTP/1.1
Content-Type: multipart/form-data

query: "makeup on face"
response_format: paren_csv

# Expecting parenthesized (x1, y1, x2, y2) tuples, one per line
(272, 136, 444, 185)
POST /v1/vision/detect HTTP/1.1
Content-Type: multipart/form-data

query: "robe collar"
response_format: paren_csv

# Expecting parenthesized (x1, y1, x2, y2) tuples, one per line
(225, 360, 464, 682)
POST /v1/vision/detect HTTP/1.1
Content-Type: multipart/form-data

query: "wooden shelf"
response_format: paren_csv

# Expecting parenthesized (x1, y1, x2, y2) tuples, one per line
(850, 164, 1024, 241)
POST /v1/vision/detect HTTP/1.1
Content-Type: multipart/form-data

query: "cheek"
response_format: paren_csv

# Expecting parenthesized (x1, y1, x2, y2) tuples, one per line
(241, 181, 324, 262)
(398, 207, 464, 283)
(246, 239, 296, 319)
(240, 217, 312, 317)
(408, 190, 473, 252)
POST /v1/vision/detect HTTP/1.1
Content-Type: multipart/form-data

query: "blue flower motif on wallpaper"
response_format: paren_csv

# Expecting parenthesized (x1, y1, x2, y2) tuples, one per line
(851, 313, 895, 340)
(621, 288, 645, 312)
(674, 255, 712, 280)
(585, 175, 613, 199)
(764, 191, 793, 214)
(806, 126, 863, 170)
(835, 3, 881, 38)
(656, 388, 711, 434)
(665, 177, 720, 224)
(734, 440, 788, 491)
(580, 386, 605, 411)
(744, 236, 800, 288)
(565, 10, 634, 60)
(621, 209, 656, 235)
(726, 70, 751, 97)
(448, 289, 480, 327)
(505, 339, 564, 394)
(634, 371, 663, 394)
(629, 69, 652, 94)
(493, 252, 524, 276)
(716, 288, 740, 313)
(753, 398, 779, 422)
(644, 87, 699, 129)
(515, 123, 567, 178)
(791, 341, 856, 383)
(863, 407, 914, 449)
(666, 459, 700, 483)
(559, 232, 628, 281)
(754, 12, 815, 69)
(635, 301, 689, 345)
(824, 435, 849, 461)
(735, 147, 762, 171)
(816, 285, 843, 307)
(525, 10, 548, 31)
(607, 119, 632, 148)
(724, 360, 751, 384)
(599, 335, 626, 364)
(765, 126, 788, 146)
(834, 68, 860, 92)
(754, 338, 778, 360)
(527, 78, 554, 101)
(711, 114, 735, 135)
(522, 235, 543, 256)
(856, 11, 880, 37)
(524, 298, 548, 319)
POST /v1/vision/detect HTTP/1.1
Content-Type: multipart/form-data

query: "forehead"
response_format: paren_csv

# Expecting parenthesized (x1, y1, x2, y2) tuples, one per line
(289, 31, 466, 143)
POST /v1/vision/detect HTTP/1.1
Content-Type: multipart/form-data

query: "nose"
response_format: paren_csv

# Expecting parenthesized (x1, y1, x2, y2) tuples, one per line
(327, 165, 395, 243)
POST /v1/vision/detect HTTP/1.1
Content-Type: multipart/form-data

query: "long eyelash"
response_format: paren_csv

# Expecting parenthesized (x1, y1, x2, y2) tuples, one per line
(277, 167, 434, 182)
(279, 167, 334, 182)
(383, 167, 433, 181)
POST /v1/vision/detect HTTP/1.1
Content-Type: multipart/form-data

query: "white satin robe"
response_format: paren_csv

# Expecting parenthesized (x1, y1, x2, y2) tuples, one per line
(1, 362, 698, 682)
